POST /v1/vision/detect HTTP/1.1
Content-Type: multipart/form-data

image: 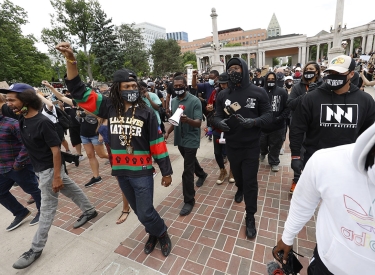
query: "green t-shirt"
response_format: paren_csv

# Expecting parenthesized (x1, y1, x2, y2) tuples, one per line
(142, 92, 161, 125)
(171, 92, 202, 148)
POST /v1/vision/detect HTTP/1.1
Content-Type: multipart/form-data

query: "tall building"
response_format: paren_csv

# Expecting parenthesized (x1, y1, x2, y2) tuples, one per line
(134, 22, 166, 70)
(167, 32, 188, 42)
(267, 13, 281, 38)
(178, 27, 267, 53)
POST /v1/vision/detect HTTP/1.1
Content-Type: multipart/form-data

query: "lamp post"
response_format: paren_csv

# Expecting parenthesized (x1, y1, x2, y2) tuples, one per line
(328, 0, 346, 61)
(54, 66, 61, 81)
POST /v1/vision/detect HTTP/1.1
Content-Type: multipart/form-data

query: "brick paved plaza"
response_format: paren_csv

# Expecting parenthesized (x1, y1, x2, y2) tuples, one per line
(0, 123, 318, 275)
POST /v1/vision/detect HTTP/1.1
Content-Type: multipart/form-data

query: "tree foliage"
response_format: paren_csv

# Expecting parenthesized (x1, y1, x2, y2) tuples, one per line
(0, 0, 53, 86)
(90, 2, 122, 81)
(41, 0, 97, 80)
(116, 23, 149, 76)
(151, 39, 183, 76)
(224, 42, 242, 47)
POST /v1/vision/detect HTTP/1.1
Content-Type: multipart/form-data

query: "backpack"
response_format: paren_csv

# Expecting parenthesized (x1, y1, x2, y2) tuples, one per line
(43, 104, 72, 130)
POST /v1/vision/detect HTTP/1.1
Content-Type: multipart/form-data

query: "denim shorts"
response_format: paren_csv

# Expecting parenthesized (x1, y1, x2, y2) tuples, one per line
(80, 135, 103, 145)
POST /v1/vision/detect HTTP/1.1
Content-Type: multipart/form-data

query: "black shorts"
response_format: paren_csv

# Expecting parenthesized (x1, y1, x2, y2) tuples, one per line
(69, 126, 82, 146)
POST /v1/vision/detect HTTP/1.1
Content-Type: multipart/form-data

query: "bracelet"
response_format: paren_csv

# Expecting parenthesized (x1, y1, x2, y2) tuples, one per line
(65, 57, 77, 65)
(291, 156, 301, 160)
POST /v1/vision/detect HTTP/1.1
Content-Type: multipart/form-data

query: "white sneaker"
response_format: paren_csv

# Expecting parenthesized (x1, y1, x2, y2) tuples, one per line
(79, 155, 86, 161)
(271, 165, 280, 172)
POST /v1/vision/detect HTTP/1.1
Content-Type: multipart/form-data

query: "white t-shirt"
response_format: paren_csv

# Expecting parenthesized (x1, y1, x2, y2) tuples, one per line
(41, 104, 58, 123)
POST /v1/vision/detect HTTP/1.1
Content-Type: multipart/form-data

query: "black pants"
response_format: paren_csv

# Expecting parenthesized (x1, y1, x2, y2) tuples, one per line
(226, 143, 259, 217)
(213, 135, 226, 169)
(178, 146, 206, 204)
(259, 128, 285, 166)
(307, 245, 333, 275)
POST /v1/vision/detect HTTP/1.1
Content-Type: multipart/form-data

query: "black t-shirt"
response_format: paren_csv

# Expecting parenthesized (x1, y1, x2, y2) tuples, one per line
(167, 82, 176, 98)
(19, 113, 61, 172)
(79, 114, 99, 137)
(252, 77, 265, 87)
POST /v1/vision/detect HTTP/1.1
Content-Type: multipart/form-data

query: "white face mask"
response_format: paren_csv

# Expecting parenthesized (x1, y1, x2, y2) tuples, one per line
(208, 79, 215, 85)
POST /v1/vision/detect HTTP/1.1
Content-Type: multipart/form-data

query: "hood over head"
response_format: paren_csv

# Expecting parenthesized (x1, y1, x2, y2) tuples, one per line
(226, 57, 250, 90)
(263, 71, 277, 90)
(352, 122, 375, 174)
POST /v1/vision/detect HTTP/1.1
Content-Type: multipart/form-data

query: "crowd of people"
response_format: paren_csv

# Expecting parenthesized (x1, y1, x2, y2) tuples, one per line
(1, 40, 375, 274)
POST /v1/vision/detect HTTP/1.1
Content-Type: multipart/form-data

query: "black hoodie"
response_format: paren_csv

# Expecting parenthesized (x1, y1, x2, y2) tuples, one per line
(261, 72, 290, 133)
(289, 82, 375, 157)
(287, 78, 324, 111)
(213, 58, 272, 147)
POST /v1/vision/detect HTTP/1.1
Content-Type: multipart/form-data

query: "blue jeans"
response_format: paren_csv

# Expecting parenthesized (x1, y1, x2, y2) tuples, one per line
(117, 175, 166, 237)
(0, 164, 41, 217)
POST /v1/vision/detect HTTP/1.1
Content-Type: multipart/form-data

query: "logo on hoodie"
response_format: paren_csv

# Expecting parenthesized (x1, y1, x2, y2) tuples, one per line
(245, 98, 256, 108)
(320, 104, 358, 128)
(342, 195, 375, 252)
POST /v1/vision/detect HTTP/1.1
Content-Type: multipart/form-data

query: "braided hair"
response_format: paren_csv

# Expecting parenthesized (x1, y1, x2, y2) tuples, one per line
(109, 82, 147, 118)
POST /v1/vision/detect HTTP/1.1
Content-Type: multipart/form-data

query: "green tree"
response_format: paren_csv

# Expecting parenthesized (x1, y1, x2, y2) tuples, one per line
(151, 39, 183, 76)
(0, 0, 53, 86)
(90, 2, 122, 81)
(41, 0, 98, 80)
(116, 23, 149, 76)
(272, 57, 280, 66)
(224, 42, 242, 47)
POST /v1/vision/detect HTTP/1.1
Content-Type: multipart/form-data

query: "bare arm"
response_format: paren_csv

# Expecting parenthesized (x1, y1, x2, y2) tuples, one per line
(36, 91, 53, 110)
(42, 80, 74, 106)
(192, 70, 198, 89)
(360, 71, 375, 86)
(55, 42, 78, 80)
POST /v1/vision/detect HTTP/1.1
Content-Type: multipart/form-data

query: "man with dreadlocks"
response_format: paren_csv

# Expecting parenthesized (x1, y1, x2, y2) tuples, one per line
(56, 42, 173, 257)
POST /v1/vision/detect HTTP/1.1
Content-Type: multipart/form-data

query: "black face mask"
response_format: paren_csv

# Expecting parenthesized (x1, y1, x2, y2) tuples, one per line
(326, 74, 349, 90)
(120, 90, 139, 102)
(304, 71, 316, 80)
(174, 87, 186, 95)
(229, 71, 243, 84)
(276, 72, 284, 80)
(285, 82, 293, 89)
(267, 81, 276, 88)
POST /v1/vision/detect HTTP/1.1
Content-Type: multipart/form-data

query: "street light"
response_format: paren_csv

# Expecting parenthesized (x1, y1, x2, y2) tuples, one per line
(210, 42, 222, 51)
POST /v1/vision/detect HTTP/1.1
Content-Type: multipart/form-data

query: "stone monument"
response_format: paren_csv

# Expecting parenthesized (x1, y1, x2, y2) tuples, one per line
(328, 0, 346, 61)
(210, 8, 224, 73)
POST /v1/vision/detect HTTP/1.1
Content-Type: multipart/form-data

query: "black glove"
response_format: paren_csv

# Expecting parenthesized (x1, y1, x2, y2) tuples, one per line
(218, 119, 230, 132)
(308, 82, 317, 92)
(236, 114, 255, 128)
(291, 158, 304, 174)
(274, 116, 283, 123)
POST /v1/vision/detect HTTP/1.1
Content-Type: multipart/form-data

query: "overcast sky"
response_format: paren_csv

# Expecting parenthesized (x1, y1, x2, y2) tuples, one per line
(9, 0, 375, 53)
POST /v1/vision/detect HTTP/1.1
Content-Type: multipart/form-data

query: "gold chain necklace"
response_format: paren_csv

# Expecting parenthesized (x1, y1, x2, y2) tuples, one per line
(118, 105, 136, 154)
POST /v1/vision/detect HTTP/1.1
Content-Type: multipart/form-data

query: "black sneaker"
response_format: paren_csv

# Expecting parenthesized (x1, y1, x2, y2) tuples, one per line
(6, 210, 31, 231)
(73, 210, 98, 228)
(13, 249, 42, 269)
(195, 172, 208, 187)
(29, 212, 40, 226)
(245, 216, 257, 239)
(158, 231, 172, 257)
(144, 235, 158, 254)
(85, 176, 102, 188)
(234, 189, 243, 203)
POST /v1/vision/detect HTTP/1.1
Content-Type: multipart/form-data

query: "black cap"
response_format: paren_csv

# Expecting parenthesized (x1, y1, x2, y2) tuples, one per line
(255, 68, 261, 73)
(113, 69, 137, 83)
(227, 58, 242, 68)
(217, 73, 229, 83)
